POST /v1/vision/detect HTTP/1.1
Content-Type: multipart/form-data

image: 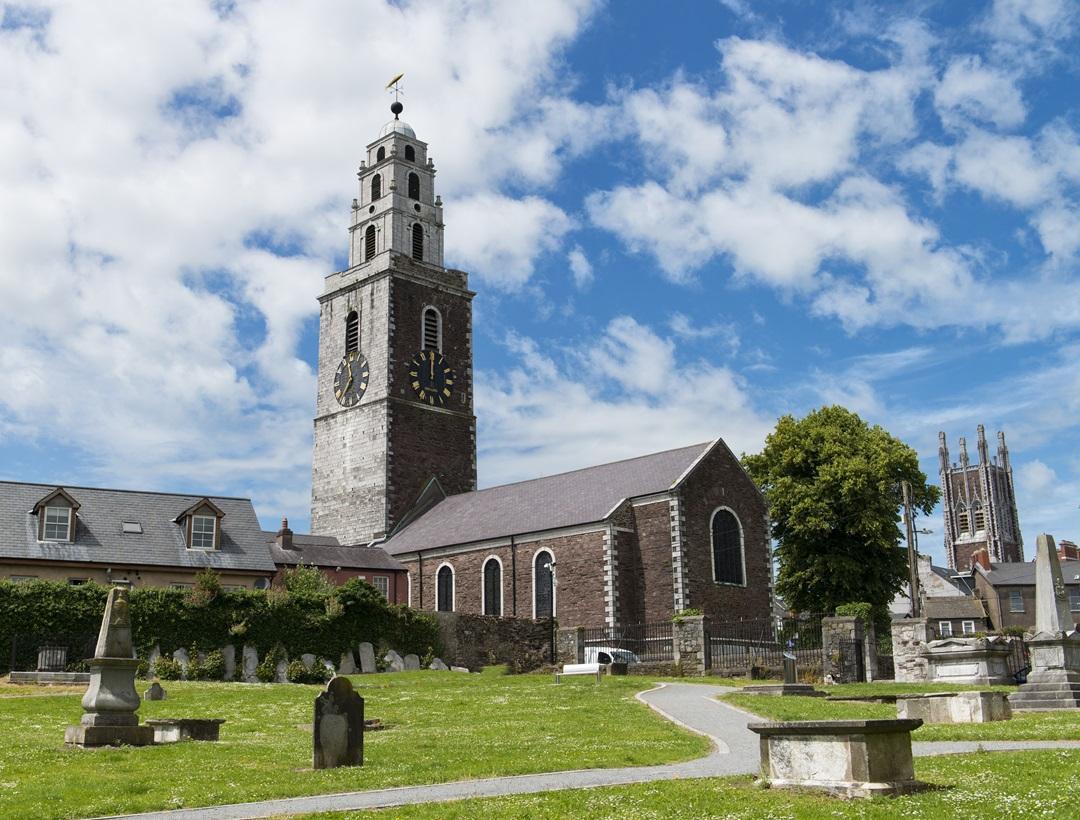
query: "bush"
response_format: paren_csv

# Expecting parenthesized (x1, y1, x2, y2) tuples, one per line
(154, 657, 183, 681)
(286, 658, 333, 684)
(256, 644, 287, 683)
(281, 565, 334, 597)
(188, 649, 225, 681)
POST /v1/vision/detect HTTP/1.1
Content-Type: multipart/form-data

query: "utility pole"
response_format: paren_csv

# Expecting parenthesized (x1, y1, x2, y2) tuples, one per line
(903, 480, 921, 617)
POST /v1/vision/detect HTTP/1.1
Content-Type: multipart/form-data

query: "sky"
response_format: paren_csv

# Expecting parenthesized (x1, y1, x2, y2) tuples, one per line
(1, 0, 1078, 568)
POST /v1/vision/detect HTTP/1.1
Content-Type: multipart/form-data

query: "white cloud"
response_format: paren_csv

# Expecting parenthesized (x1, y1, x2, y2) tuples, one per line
(668, 313, 740, 355)
(566, 244, 593, 289)
(1018, 460, 1057, 496)
(934, 55, 1026, 129)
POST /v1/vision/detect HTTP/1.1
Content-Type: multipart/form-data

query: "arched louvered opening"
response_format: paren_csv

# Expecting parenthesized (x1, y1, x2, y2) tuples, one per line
(371, 173, 382, 201)
(422, 306, 441, 352)
(412, 223, 424, 261)
(365, 225, 376, 261)
(376, 146, 385, 162)
(344, 310, 359, 353)
(972, 501, 986, 532)
(534, 550, 554, 619)
(483, 557, 502, 616)
(408, 172, 420, 200)
(404, 144, 415, 162)
(711, 508, 744, 585)
(437, 564, 454, 612)
(956, 503, 970, 534)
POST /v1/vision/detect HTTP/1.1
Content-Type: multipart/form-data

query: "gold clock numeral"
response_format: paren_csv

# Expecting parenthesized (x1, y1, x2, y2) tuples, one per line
(409, 370, 418, 377)
(429, 395, 435, 405)
(412, 381, 420, 389)
(359, 382, 367, 390)
(335, 390, 342, 399)
(443, 388, 451, 397)
(419, 390, 426, 400)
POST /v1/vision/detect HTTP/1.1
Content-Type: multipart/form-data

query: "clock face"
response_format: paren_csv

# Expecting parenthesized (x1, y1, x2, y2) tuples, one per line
(409, 349, 455, 406)
(334, 351, 369, 407)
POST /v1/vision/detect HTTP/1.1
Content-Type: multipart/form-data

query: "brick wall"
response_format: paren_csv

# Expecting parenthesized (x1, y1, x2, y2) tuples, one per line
(678, 443, 771, 623)
(632, 500, 676, 624)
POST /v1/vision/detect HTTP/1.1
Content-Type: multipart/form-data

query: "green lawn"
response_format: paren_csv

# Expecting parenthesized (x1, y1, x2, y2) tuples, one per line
(318, 750, 1080, 818)
(0, 670, 706, 818)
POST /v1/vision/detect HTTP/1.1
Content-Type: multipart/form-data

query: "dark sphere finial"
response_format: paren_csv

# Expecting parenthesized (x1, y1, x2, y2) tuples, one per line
(390, 100, 403, 119)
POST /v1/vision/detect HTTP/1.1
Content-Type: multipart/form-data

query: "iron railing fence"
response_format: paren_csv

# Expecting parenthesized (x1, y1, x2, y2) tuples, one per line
(582, 621, 674, 663)
(1004, 636, 1029, 679)
(6, 634, 96, 674)
(706, 613, 826, 674)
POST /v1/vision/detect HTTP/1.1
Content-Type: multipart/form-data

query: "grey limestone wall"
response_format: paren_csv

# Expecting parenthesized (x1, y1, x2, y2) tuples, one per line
(891, 618, 930, 683)
(673, 615, 708, 676)
(822, 615, 864, 683)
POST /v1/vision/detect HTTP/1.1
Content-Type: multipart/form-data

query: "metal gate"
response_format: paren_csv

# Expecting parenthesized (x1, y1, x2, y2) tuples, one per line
(837, 638, 865, 683)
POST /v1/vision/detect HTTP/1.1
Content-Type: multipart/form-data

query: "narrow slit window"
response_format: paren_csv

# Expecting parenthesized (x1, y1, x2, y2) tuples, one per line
(412, 223, 424, 261)
(404, 144, 415, 162)
(422, 306, 441, 351)
(711, 509, 744, 585)
(345, 310, 359, 353)
(534, 551, 554, 619)
(437, 565, 454, 612)
(365, 225, 376, 261)
(376, 146, 385, 162)
(408, 172, 420, 200)
(371, 173, 381, 201)
(483, 558, 502, 617)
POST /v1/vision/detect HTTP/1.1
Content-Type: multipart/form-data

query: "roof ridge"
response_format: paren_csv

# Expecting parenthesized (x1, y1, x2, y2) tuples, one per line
(0, 479, 250, 503)
(468, 441, 713, 496)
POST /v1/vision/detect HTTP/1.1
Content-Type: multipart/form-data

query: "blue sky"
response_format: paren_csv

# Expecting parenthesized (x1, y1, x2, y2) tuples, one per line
(1, 0, 1078, 568)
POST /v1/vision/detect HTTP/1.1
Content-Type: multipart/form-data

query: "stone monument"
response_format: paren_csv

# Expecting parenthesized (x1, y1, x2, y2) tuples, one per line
(1009, 534, 1080, 710)
(313, 676, 364, 769)
(742, 653, 826, 697)
(919, 636, 1013, 685)
(403, 653, 421, 671)
(65, 587, 154, 747)
(143, 682, 167, 701)
(358, 642, 377, 673)
(384, 650, 405, 672)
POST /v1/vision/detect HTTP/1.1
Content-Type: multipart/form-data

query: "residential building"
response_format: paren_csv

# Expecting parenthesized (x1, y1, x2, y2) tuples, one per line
(970, 549, 1080, 632)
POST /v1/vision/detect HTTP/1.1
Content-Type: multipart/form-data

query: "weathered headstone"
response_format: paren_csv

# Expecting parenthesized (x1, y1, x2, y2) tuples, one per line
(147, 645, 161, 677)
(339, 650, 357, 675)
(172, 647, 190, 680)
(144, 681, 167, 701)
(242, 645, 259, 682)
(384, 650, 405, 672)
(1009, 534, 1080, 710)
(358, 642, 377, 674)
(403, 653, 421, 671)
(451, 665, 469, 673)
(429, 658, 449, 671)
(313, 677, 364, 769)
(301, 653, 317, 671)
(65, 587, 154, 746)
(222, 645, 236, 681)
(783, 655, 797, 685)
(274, 656, 289, 683)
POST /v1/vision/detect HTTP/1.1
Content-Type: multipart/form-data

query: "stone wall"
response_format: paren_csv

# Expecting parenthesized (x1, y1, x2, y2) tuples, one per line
(822, 615, 865, 683)
(673, 615, 708, 676)
(632, 500, 677, 624)
(434, 611, 553, 672)
(891, 617, 930, 683)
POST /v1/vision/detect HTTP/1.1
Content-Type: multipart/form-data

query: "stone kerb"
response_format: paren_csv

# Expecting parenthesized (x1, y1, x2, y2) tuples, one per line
(672, 615, 707, 677)
(748, 719, 926, 798)
(891, 618, 929, 683)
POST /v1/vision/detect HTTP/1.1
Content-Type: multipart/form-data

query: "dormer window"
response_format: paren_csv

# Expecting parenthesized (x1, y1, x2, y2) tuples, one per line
(31, 487, 80, 543)
(191, 515, 216, 549)
(175, 498, 225, 551)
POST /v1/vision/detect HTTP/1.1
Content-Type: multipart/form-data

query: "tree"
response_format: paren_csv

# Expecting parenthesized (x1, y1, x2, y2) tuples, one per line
(743, 406, 940, 617)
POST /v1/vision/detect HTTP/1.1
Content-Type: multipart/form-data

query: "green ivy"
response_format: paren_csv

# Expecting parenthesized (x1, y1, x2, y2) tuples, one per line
(0, 576, 440, 672)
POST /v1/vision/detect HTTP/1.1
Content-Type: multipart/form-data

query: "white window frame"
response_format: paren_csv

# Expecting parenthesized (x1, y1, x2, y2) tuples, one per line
(407, 571, 412, 607)
(42, 505, 72, 542)
(421, 305, 443, 353)
(1009, 590, 1024, 613)
(190, 514, 217, 550)
(481, 555, 504, 617)
(371, 575, 390, 599)
(532, 548, 556, 619)
(708, 506, 747, 587)
(436, 562, 455, 612)
(962, 620, 976, 635)
(9, 575, 37, 583)
(938, 620, 953, 637)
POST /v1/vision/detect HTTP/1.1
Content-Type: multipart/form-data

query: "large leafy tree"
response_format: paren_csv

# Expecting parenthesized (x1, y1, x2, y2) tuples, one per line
(743, 406, 939, 615)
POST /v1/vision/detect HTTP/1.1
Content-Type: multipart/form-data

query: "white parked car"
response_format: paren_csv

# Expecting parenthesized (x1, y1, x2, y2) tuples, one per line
(584, 646, 640, 665)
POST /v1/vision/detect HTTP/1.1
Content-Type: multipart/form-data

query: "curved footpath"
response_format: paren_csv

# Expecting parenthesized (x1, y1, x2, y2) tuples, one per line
(102, 683, 1080, 820)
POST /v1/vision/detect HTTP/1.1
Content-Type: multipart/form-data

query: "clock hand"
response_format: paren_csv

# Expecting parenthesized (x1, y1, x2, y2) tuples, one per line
(430, 357, 434, 379)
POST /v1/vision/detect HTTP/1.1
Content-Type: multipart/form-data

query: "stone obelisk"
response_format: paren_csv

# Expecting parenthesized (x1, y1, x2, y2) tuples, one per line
(1008, 534, 1080, 711)
(65, 586, 155, 746)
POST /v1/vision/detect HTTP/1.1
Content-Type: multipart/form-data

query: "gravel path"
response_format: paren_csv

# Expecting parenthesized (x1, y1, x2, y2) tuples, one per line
(98, 683, 1080, 819)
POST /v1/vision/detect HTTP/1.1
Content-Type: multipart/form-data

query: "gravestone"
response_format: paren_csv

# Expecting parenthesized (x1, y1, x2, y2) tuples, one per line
(222, 645, 236, 681)
(313, 677, 364, 769)
(743, 653, 825, 697)
(920, 637, 1013, 685)
(242, 645, 259, 682)
(429, 658, 449, 671)
(403, 654, 421, 671)
(451, 666, 469, 673)
(144, 682, 167, 701)
(339, 650, 357, 675)
(146, 718, 225, 743)
(65, 587, 154, 746)
(358, 642, 377, 674)
(172, 648, 190, 679)
(274, 656, 289, 683)
(384, 650, 405, 672)
(301, 653, 317, 671)
(783, 655, 797, 684)
(1009, 534, 1080, 710)
(147, 645, 161, 677)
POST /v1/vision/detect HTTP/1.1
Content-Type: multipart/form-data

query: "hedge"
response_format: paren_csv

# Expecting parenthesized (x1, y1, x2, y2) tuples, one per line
(0, 575, 440, 672)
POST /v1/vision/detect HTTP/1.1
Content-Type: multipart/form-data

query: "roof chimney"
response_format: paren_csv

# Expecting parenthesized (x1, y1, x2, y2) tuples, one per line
(971, 547, 991, 571)
(276, 517, 295, 551)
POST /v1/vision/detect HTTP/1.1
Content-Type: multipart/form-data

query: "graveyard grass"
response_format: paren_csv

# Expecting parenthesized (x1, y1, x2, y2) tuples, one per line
(312, 749, 1080, 818)
(0, 669, 707, 818)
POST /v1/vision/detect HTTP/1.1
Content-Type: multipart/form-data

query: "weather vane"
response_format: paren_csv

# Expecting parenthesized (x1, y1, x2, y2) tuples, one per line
(385, 72, 405, 112)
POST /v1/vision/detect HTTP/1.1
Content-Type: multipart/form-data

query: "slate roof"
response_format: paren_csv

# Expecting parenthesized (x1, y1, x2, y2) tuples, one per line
(979, 560, 1080, 586)
(384, 441, 715, 555)
(0, 481, 275, 573)
(924, 596, 987, 620)
(266, 533, 406, 571)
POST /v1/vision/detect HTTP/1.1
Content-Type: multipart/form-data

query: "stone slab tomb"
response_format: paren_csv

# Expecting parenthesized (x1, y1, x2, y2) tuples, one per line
(896, 691, 1010, 723)
(748, 719, 926, 798)
(146, 718, 225, 744)
(313, 676, 364, 769)
(358, 642, 377, 674)
(920, 637, 1012, 685)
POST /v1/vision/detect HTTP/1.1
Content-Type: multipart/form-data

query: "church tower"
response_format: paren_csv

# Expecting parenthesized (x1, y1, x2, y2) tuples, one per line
(938, 426, 1022, 570)
(310, 101, 477, 545)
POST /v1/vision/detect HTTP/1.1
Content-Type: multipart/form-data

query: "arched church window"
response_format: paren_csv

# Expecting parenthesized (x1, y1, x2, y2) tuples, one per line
(376, 146, 385, 162)
(534, 550, 554, 618)
(710, 508, 744, 585)
(365, 225, 376, 261)
(422, 306, 441, 352)
(412, 223, 424, 261)
(483, 557, 502, 616)
(437, 564, 454, 612)
(371, 173, 382, 201)
(344, 310, 359, 353)
(972, 501, 986, 532)
(408, 172, 420, 200)
(405, 144, 415, 162)
(956, 503, 970, 535)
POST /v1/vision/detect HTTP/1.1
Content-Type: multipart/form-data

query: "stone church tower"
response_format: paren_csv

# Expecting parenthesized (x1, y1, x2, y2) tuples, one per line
(938, 425, 1022, 570)
(310, 102, 477, 545)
